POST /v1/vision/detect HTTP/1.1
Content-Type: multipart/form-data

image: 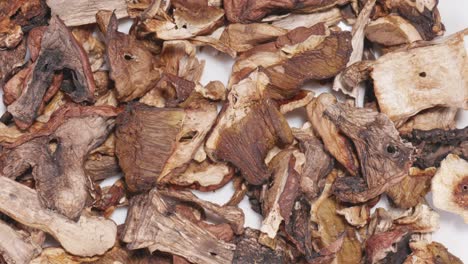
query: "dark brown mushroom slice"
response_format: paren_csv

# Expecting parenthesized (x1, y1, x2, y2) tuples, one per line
(101, 12, 162, 102)
(0, 39, 26, 83)
(85, 155, 121, 182)
(115, 101, 218, 192)
(1, 105, 117, 219)
(365, 228, 410, 264)
(404, 241, 463, 264)
(122, 189, 236, 264)
(93, 179, 127, 217)
(0, 219, 41, 264)
(324, 103, 414, 203)
(284, 196, 314, 261)
(7, 15, 96, 130)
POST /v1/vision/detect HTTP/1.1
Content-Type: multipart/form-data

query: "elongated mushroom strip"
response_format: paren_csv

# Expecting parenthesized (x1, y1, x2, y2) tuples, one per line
(268, 8, 342, 30)
(8, 16, 96, 129)
(159, 189, 245, 234)
(398, 107, 458, 134)
(116, 101, 218, 192)
(122, 189, 235, 264)
(1, 106, 116, 219)
(206, 71, 293, 185)
(306, 93, 359, 175)
(0, 176, 116, 256)
(342, 29, 468, 126)
(46, 0, 129, 26)
(325, 103, 414, 203)
(0, 219, 41, 264)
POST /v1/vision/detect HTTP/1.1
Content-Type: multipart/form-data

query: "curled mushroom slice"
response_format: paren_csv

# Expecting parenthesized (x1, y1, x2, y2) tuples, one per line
(343, 29, 468, 126)
(115, 101, 218, 192)
(393, 203, 440, 233)
(0, 176, 116, 257)
(325, 103, 414, 203)
(7, 16, 96, 129)
(1, 106, 116, 219)
(398, 107, 458, 135)
(336, 205, 370, 228)
(306, 93, 359, 175)
(206, 71, 293, 185)
(365, 15, 422, 47)
(365, 228, 409, 264)
(0, 219, 42, 264)
(403, 241, 463, 264)
(0, 38, 26, 84)
(431, 154, 468, 223)
(122, 189, 236, 264)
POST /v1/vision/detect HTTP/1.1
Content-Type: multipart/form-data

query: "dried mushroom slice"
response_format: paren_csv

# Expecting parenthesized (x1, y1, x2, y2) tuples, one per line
(398, 107, 458, 135)
(102, 12, 162, 102)
(393, 203, 440, 233)
(206, 71, 293, 185)
(336, 204, 370, 228)
(46, 0, 128, 26)
(325, 103, 414, 203)
(343, 29, 468, 126)
(386, 167, 435, 209)
(122, 189, 236, 264)
(267, 8, 342, 31)
(85, 155, 121, 182)
(306, 93, 359, 176)
(0, 219, 42, 264)
(1, 107, 116, 219)
(260, 148, 303, 239)
(365, 15, 422, 47)
(0, 176, 116, 257)
(403, 241, 463, 264)
(72, 27, 106, 72)
(431, 154, 468, 223)
(7, 16, 96, 129)
(365, 228, 409, 264)
(0, 38, 26, 83)
(115, 102, 218, 192)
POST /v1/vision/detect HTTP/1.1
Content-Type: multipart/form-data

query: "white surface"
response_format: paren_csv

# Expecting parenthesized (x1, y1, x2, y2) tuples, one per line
(0, 1, 466, 261)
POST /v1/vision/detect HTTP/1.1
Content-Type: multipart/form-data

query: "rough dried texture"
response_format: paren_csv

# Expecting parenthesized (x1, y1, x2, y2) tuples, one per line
(403, 241, 463, 264)
(268, 8, 342, 30)
(403, 127, 468, 169)
(394, 203, 440, 233)
(72, 27, 106, 72)
(0, 123, 24, 145)
(431, 154, 468, 223)
(30, 248, 99, 264)
(325, 103, 414, 203)
(0, 219, 41, 264)
(345, 29, 468, 126)
(7, 16, 95, 129)
(293, 126, 333, 199)
(230, 26, 352, 97)
(306, 93, 359, 175)
(260, 149, 303, 239)
(311, 171, 363, 264)
(1, 114, 114, 219)
(336, 205, 370, 228)
(224, 0, 349, 23)
(233, 228, 292, 264)
(85, 155, 120, 181)
(365, 15, 422, 46)
(387, 167, 435, 209)
(46, 0, 128, 26)
(122, 189, 235, 264)
(93, 180, 126, 217)
(398, 107, 458, 134)
(0, 39, 26, 82)
(0, 176, 116, 256)
(365, 228, 408, 264)
(279, 90, 315, 114)
(103, 13, 161, 102)
(206, 72, 293, 185)
(116, 102, 217, 192)
(159, 189, 245, 234)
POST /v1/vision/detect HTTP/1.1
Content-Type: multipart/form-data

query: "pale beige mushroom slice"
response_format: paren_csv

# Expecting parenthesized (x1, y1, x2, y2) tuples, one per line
(431, 154, 468, 223)
(0, 219, 42, 264)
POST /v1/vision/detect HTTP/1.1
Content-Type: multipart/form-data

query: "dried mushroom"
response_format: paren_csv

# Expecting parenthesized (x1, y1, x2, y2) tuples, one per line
(404, 241, 463, 264)
(431, 154, 468, 223)
(0, 219, 42, 264)
(325, 103, 414, 203)
(365, 15, 422, 47)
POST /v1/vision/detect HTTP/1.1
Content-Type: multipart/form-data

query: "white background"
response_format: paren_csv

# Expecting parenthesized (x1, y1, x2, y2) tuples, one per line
(1, 1, 466, 262)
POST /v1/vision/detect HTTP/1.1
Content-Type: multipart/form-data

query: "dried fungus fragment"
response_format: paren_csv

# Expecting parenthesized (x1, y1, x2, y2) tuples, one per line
(398, 107, 458, 134)
(122, 189, 236, 264)
(0, 39, 26, 82)
(0, 176, 116, 257)
(365, 228, 409, 264)
(336, 205, 370, 228)
(431, 154, 468, 223)
(365, 15, 422, 46)
(7, 16, 96, 129)
(206, 71, 293, 185)
(0, 219, 41, 264)
(325, 103, 414, 203)
(116, 101, 218, 192)
(403, 241, 463, 264)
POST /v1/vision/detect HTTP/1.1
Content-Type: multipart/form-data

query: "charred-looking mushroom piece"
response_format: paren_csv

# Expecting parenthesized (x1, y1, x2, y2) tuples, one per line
(324, 103, 414, 203)
(7, 16, 96, 130)
(122, 189, 236, 264)
(432, 154, 468, 223)
(1, 106, 117, 219)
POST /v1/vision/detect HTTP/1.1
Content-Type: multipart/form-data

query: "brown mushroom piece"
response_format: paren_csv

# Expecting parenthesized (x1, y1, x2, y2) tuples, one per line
(115, 101, 218, 192)
(122, 189, 236, 264)
(0, 39, 26, 83)
(325, 103, 414, 203)
(1, 105, 118, 219)
(431, 154, 468, 223)
(398, 107, 458, 134)
(403, 241, 463, 264)
(365, 15, 422, 47)
(7, 16, 96, 130)
(206, 71, 293, 185)
(0, 176, 116, 257)
(0, 219, 42, 264)
(341, 29, 467, 127)
(365, 228, 409, 264)
(101, 12, 162, 102)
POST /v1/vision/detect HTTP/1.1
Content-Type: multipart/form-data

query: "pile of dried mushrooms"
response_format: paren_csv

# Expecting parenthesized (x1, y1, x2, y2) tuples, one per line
(0, 0, 467, 263)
